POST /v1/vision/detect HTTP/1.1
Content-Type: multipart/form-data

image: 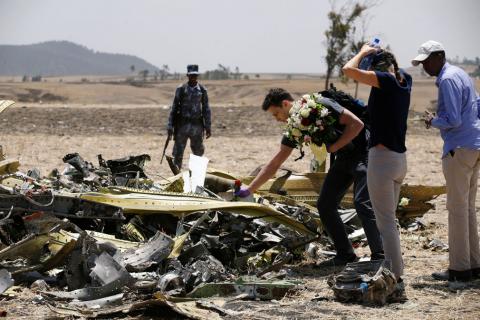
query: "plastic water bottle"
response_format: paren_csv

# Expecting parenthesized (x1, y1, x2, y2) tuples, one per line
(359, 282, 368, 294)
(359, 37, 381, 70)
(359, 282, 368, 293)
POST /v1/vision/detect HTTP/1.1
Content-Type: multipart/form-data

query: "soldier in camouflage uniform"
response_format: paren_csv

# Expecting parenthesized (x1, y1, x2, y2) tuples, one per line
(167, 64, 212, 169)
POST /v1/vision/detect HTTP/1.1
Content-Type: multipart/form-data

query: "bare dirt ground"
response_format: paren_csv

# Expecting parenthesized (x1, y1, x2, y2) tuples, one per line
(1, 78, 480, 319)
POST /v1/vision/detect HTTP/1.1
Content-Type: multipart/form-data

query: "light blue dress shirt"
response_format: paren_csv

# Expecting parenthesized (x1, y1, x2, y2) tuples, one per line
(431, 63, 480, 157)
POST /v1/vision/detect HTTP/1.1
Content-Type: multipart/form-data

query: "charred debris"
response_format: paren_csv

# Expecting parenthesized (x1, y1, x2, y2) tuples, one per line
(0, 149, 445, 318)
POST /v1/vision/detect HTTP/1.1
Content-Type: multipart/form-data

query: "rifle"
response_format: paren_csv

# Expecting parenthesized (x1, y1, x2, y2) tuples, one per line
(160, 133, 172, 164)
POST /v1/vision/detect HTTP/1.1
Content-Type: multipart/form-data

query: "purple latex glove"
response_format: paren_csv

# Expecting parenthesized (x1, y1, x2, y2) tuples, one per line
(235, 186, 251, 198)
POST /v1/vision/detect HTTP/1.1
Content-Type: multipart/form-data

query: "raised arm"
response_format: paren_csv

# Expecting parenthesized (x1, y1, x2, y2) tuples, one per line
(342, 44, 380, 88)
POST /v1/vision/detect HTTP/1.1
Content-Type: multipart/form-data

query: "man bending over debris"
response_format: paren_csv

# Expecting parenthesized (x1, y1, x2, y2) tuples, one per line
(167, 64, 212, 169)
(236, 88, 384, 268)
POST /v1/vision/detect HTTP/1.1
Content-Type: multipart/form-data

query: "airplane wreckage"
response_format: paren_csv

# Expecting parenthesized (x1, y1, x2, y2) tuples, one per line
(0, 100, 446, 318)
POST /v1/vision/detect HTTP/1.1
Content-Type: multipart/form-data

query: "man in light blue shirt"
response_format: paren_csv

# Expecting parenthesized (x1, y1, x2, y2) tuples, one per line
(412, 40, 480, 285)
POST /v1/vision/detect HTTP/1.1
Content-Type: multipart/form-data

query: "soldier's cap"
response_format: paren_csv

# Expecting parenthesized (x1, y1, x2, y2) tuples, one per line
(411, 40, 445, 66)
(187, 64, 200, 75)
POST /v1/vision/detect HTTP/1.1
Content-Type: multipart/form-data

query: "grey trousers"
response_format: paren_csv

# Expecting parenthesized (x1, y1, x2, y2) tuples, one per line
(172, 123, 205, 169)
(442, 148, 480, 271)
(367, 147, 407, 279)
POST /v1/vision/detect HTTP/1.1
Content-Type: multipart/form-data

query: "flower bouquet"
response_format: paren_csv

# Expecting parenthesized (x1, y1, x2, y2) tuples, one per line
(284, 93, 338, 160)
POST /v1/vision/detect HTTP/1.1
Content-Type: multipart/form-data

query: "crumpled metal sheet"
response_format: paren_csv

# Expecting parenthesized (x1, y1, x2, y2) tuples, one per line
(121, 231, 174, 272)
(0, 234, 50, 264)
(44, 276, 132, 301)
(0, 192, 125, 221)
(90, 252, 132, 286)
(0, 100, 14, 115)
(0, 160, 20, 175)
(0, 268, 13, 294)
(400, 185, 446, 201)
(68, 292, 124, 309)
(237, 172, 446, 219)
(186, 277, 303, 300)
(0, 230, 76, 276)
(48, 293, 222, 320)
(79, 188, 315, 236)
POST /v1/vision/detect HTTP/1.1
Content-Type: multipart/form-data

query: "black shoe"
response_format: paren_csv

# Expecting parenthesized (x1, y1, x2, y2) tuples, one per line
(472, 267, 480, 279)
(432, 270, 449, 281)
(316, 254, 358, 269)
(432, 269, 472, 282)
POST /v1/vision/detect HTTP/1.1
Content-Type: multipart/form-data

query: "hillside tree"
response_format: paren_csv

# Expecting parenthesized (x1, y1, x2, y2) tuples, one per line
(324, 1, 370, 89)
(160, 64, 170, 80)
(139, 69, 149, 82)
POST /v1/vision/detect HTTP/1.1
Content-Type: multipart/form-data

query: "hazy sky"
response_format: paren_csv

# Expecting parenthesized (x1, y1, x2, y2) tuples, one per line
(1, 0, 479, 73)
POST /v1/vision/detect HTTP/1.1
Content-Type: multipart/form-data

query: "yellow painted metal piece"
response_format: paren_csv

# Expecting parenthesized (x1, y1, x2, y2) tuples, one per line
(0, 100, 15, 114)
(50, 230, 140, 252)
(0, 160, 21, 175)
(79, 189, 315, 236)
(400, 184, 446, 202)
(169, 233, 189, 258)
(207, 171, 445, 219)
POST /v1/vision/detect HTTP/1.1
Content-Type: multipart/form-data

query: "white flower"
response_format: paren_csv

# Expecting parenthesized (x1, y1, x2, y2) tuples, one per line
(300, 108, 310, 118)
(289, 101, 301, 115)
(320, 108, 329, 117)
(302, 94, 310, 100)
(313, 93, 321, 100)
(307, 100, 316, 107)
(291, 128, 302, 137)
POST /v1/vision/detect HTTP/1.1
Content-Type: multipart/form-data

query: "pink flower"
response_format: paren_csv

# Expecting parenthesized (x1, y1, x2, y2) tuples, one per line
(304, 135, 312, 143)
(316, 120, 324, 131)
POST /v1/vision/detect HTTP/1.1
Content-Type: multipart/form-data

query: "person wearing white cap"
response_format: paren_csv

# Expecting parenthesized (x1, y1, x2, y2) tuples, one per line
(412, 40, 480, 285)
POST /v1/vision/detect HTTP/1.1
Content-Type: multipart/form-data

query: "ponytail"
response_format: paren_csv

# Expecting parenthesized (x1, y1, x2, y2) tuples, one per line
(391, 57, 404, 84)
(372, 51, 404, 84)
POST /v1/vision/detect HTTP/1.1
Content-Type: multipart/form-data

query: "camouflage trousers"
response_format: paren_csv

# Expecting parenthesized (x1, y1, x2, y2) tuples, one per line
(172, 123, 205, 169)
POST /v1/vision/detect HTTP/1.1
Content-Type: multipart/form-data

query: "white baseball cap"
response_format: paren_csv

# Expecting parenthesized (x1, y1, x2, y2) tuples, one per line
(411, 40, 445, 66)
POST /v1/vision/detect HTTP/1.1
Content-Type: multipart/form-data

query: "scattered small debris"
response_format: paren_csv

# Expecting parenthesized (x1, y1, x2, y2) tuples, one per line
(424, 239, 449, 252)
(0, 136, 446, 317)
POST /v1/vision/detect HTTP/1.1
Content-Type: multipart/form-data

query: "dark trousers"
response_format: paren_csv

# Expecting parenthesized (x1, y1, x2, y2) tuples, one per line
(317, 152, 383, 259)
(172, 122, 205, 169)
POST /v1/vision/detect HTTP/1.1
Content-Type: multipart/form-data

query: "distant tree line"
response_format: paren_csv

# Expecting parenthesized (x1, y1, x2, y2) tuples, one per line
(126, 64, 248, 82)
(202, 64, 242, 80)
(446, 56, 480, 78)
(22, 75, 43, 82)
(447, 56, 480, 66)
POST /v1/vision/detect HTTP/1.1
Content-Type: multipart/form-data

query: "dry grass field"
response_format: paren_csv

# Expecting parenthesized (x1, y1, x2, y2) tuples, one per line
(0, 77, 480, 319)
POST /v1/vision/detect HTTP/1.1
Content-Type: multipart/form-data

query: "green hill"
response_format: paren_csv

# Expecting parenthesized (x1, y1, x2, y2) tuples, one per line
(0, 41, 159, 76)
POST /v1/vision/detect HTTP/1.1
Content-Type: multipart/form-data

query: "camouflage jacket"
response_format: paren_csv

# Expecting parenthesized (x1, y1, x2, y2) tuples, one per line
(167, 83, 211, 130)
